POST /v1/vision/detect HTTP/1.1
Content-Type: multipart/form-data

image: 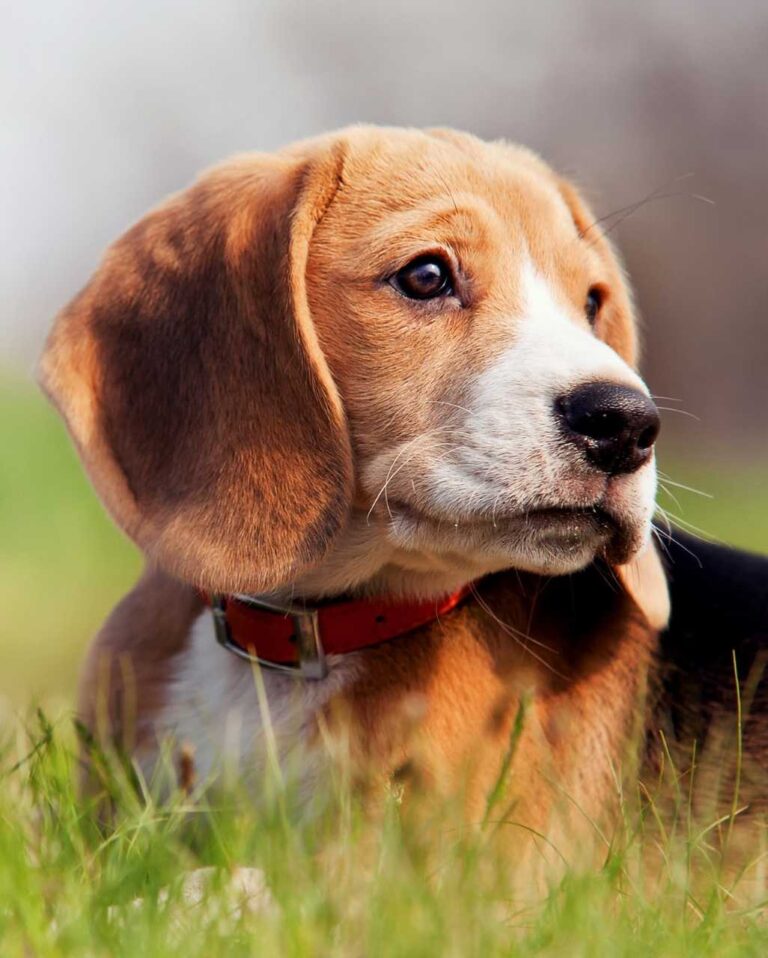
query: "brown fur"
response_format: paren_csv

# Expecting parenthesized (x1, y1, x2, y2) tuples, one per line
(40, 143, 353, 596)
(41, 126, 669, 848)
(332, 567, 656, 825)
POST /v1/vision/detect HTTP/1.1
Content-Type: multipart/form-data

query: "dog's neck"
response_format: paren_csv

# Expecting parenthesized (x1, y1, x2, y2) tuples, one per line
(268, 507, 511, 604)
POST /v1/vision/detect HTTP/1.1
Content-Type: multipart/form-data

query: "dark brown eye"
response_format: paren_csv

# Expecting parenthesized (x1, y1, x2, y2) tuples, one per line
(585, 287, 603, 326)
(391, 255, 453, 300)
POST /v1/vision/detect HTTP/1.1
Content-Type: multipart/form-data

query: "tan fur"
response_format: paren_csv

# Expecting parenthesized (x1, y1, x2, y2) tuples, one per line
(307, 128, 637, 494)
(40, 126, 669, 861)
(330, 565, 656, 824)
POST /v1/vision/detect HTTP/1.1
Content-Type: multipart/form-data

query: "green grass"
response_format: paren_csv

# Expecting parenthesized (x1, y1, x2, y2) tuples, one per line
(3, 705, 768, 956)
(0, 373, 141, 704)
(655, 457, 768, 558)
(1, 370, 768, 955)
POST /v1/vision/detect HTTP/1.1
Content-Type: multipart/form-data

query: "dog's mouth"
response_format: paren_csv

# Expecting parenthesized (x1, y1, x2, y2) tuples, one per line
(383, 500, 636, 567)
(388, 500, 615, 531)
(513, 506, 635, 563)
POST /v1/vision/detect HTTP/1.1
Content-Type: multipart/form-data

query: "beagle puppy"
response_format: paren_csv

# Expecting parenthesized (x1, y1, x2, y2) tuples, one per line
(39, 126, 766, 867)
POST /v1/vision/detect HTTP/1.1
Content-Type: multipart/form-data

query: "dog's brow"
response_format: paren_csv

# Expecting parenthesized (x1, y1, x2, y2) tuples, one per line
(357, 201, 499, 272)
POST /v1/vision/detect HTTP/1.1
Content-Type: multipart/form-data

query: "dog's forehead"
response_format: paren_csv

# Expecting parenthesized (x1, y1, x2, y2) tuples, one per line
(329, 127, 576, 244)
(307, 127, 636, 365)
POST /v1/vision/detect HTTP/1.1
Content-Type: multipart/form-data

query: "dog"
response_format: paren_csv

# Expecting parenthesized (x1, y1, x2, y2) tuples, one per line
(39, 126, 768, 871)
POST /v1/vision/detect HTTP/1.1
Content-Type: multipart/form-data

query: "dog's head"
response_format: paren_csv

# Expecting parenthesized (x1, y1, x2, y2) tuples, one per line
(40, 126, 666, 621)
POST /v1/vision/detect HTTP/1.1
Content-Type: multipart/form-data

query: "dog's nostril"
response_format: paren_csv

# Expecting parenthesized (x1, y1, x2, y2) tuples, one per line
(556, 381, 660, 475)
(638, 422, 660, 451)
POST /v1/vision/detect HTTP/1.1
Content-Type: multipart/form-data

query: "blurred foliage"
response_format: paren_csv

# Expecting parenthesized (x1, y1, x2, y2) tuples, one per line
(0, 371, 766, 706)
(0, 372, 140, 705)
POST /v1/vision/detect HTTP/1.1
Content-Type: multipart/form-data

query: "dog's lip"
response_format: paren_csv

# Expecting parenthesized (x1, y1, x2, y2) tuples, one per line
(518, 505, 616, 529)
(385, 500, 618, 532)
(383, 499, 642, 566)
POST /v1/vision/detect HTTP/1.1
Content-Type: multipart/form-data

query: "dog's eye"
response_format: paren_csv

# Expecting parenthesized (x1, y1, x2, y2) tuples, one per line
(585, 287, 603, 326)
(391, 255, 454, 300)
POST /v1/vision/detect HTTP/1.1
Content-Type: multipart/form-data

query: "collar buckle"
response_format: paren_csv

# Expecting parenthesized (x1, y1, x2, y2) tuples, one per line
(211, 594, 328, 680)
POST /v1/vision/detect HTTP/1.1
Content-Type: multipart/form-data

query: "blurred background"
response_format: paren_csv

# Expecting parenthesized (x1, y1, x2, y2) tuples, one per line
(2, 0, 766, 705)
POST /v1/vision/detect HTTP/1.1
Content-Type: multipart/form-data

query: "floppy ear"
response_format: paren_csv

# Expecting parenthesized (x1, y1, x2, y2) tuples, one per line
(39, 145, 353, 595)
(615, 540, 670, 631)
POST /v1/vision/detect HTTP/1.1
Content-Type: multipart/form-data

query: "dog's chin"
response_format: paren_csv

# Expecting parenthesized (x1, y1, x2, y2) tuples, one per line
(385, 502, 645, 576)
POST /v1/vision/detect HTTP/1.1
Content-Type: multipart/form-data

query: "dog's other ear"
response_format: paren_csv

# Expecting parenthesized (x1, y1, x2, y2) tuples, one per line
(615, 540, 670, 631)
(557, 177, 639, 368)
(39, 143, 353, 594)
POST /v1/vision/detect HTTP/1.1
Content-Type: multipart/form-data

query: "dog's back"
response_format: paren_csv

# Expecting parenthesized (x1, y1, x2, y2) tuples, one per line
(650, 530, 768, 812)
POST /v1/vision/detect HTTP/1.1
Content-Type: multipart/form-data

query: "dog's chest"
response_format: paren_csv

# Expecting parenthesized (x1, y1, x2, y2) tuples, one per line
(151, 611, 364, 796)
(149, 598, 653, 835)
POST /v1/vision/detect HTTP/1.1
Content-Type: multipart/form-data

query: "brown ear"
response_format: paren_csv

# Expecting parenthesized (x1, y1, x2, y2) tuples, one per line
(615, 539, 670, 631)
(39, 145, 353, 594)
(557, 177, 639, 368)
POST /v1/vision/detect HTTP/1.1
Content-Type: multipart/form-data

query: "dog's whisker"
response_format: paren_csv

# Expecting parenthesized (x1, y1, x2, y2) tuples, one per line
(657, 482, 684, 513)
(580, 177, 690, 238)
(581, 174, 715, 246)
(655, 406, 701, 421)
(591, 561, 621, 596)
(427, 399, 475, 417)
(469, 585, 565, 677)
(582, 173, 710, 246)
(658, 508, 720, 546)
(656, 473, 713, 500)
(381, 438, 459, 520)
(651, 525, 673, 562)
(652, 517, 704, 569)
(366, 428, 456, 523)
(654, 502, 715, 553)
(491, 493, 503, 530)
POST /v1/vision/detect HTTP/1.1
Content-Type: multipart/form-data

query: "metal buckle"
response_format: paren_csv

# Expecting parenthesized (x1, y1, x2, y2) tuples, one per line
(211, 593, 328, 680)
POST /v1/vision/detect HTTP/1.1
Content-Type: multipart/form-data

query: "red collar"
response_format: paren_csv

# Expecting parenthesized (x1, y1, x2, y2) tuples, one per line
(205, 585, 473, 679)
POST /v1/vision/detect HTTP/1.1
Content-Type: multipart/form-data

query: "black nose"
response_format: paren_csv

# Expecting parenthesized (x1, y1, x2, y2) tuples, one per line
(555, 382, 660, 475)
